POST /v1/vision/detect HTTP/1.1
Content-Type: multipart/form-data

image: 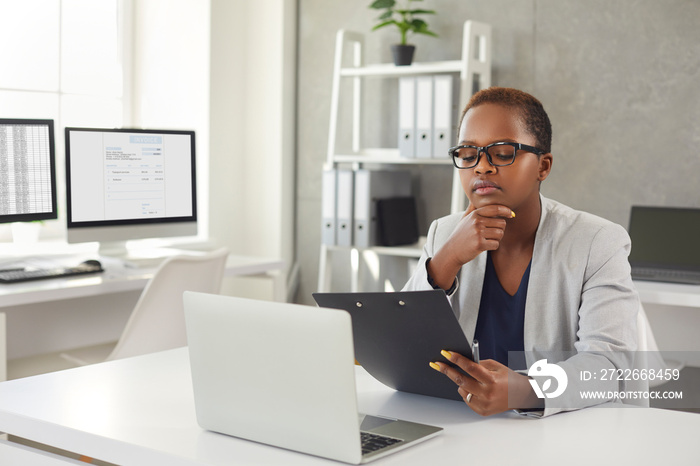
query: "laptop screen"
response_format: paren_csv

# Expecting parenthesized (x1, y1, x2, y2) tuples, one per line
(628, 206, 700, 270)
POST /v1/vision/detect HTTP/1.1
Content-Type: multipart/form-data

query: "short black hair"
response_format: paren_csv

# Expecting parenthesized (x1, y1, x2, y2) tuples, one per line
(460, 87, 552, 153)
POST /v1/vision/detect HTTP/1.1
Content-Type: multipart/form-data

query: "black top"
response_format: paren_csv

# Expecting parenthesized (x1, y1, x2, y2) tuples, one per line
(474, 252, 531, 370)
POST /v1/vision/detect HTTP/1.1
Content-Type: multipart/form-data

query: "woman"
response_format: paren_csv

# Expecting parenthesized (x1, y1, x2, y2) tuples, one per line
(404, 87, 642, 417)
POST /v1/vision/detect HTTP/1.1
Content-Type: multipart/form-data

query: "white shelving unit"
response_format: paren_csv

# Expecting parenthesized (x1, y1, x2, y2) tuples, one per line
(318, 21, 492, 293)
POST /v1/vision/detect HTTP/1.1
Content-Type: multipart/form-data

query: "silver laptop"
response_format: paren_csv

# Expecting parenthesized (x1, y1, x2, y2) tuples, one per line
(183, 291, 442, 464)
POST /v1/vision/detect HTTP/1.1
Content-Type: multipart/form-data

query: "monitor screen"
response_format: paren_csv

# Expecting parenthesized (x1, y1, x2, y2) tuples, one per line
(65, 127, 197, 248)
(0, 119, 57, 224)
(628, 206, 700, 270)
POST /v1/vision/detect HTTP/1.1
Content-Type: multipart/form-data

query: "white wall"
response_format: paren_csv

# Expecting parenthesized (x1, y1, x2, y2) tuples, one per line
(209, 0, 297, 300)
(131, 0, 211, 241)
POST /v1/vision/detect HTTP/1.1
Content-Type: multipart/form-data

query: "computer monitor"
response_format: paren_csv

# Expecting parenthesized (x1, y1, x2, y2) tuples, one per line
(0, 118, 58, 224)
(65, 127, 197, 256)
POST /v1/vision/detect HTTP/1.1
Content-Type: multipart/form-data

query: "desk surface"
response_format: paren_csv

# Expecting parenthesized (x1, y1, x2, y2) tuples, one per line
(0, 253, 284, 308)
(634, 279, 700, 308)
(0, 348, 698, 466)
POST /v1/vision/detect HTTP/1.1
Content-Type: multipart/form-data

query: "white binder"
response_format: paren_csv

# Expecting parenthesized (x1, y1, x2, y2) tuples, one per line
(320, 168, 338, 245)
(353, 169, 412, 248)
(336, 169, 354, 247)
(432, 75, 456, 159)
(398, 77, 416, 158)
(415, 76, 434, 159)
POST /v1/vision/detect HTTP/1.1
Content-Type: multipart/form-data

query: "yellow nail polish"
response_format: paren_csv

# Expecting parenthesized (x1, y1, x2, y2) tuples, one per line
(429, 362, 441, 371)
(510, 210, 516, 218)
(440, 350, 452, 359)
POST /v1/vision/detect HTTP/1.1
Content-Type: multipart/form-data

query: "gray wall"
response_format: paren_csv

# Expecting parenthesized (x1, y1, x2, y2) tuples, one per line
(295, 0, 700, 305)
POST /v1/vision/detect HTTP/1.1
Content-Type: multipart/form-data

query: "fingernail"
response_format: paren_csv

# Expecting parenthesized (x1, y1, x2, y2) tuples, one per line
(510, 210, 516, 218)
(429, 362, 441, 371)
(440, 350, 452, 359)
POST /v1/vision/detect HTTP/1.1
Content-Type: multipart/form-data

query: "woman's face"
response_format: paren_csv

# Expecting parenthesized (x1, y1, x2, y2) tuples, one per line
(457, 103, 552, 212)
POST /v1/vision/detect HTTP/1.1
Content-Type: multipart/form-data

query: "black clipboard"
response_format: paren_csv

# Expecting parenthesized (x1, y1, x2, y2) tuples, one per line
(312, 289, 472, 402)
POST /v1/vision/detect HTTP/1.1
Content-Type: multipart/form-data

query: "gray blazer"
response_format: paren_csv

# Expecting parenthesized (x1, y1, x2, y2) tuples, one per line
(403, 195, 644, 416)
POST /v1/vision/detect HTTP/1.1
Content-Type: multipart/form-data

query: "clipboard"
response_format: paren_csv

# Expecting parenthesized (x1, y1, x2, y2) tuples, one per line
(312, 289, 472, 402)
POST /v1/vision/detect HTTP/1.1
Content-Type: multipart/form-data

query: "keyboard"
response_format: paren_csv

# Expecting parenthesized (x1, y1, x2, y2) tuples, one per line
(631, 267, 700, 285)
(0, 264, 104, 284)
(360, 431, 402, 455)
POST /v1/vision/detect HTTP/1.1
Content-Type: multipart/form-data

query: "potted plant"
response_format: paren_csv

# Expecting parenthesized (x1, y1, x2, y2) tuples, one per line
(369, 0, 438, 66)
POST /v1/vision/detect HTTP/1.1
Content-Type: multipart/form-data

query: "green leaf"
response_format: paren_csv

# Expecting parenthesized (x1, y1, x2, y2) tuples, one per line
(417, 29, 438, 38)
(409, 19, 437, 37)
(378, 10, 393, 20)
(369, 0, 395, 9)
(410, 18, 427, 30)
(371, 19, 397, 31)
(394, 9, 435, 16)
(397, 21, 411, 33)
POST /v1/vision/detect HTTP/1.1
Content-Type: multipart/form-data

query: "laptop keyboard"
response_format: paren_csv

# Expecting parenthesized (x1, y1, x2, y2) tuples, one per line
(361, 432, 402, 455)
(632, 267, 700, 285)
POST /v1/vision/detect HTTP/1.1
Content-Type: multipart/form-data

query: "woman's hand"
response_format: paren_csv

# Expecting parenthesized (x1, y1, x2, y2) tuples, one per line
(447, 204, 515, 264)
(427, 205, 515, 290)
(430, 350, 542, 416)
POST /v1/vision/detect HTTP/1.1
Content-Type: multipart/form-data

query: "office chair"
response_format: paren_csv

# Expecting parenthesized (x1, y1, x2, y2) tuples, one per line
(61, 247, 229, 366)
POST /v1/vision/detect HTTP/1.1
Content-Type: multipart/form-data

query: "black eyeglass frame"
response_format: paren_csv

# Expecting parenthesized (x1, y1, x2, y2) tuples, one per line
(449, 142, 546, 169)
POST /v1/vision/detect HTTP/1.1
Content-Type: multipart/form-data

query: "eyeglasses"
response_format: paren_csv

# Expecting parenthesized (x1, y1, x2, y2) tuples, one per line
(449, 142, 545, 169)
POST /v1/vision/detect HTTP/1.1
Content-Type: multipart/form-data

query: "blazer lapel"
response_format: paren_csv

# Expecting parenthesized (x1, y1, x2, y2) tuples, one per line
(456, 251, 487, 342)
(523, 195, 552, 353)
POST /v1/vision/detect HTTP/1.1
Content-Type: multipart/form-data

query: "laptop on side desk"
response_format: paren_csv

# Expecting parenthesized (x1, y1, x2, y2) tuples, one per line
(628, 206, 700, 285)
(183, 292, 442, 464)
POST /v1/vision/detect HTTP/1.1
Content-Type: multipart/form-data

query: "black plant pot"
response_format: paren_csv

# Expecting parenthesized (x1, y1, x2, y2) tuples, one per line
(391, 44, 415, 66)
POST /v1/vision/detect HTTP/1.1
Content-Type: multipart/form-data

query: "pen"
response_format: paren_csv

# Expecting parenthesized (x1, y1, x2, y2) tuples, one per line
(471, 339, 480, 364)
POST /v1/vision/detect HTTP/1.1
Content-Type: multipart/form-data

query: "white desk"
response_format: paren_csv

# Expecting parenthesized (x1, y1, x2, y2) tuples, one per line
(634, 279, 700, 308)
(0, 348, 698, 466)
(0, 253, 285, 308)
(0, 254, 284, 381)
(634, 280, 700, 368)
(0, 441, 85, 465)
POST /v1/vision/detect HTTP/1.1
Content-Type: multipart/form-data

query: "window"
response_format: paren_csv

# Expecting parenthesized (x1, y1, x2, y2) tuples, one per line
(0, 0, 211, 246)
(0, 0, 126, 241)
